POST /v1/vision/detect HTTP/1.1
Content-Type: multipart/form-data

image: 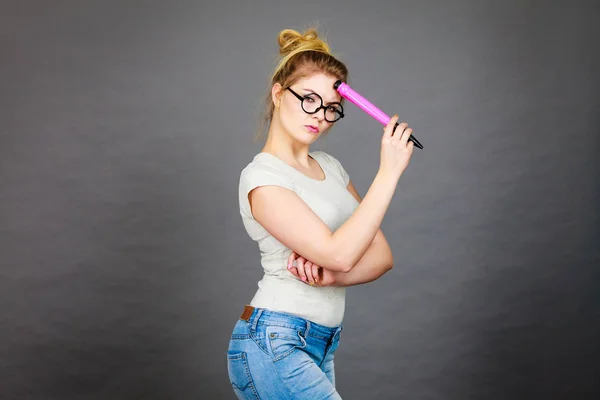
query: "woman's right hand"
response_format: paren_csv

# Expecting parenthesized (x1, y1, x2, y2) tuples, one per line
(379, 114, 415, 178)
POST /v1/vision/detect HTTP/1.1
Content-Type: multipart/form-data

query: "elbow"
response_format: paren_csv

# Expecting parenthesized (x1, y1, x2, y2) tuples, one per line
(340, 262, 354, 273)
(386, 254, 395, 271)
(333, 260, 353, 273)
(332, 256, 353, 273)
(329, 241, 355, 272)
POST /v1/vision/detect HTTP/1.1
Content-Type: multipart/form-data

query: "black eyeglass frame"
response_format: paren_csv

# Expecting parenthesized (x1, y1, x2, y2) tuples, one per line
(285, 87, 345, 123)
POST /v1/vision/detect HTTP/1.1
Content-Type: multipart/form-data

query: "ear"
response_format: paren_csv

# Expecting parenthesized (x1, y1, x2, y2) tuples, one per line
(271, 82, 283, 108)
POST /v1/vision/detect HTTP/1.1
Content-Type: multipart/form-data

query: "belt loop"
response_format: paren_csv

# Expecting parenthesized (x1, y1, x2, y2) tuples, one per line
(304, 320, 311, 338)
(331, 324, 342, 343)
(251, 308, 263, 332)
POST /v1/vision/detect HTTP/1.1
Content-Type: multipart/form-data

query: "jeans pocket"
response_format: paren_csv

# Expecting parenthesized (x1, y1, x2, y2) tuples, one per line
(266, 325, 307, 362)
(227, 352, 259, 399)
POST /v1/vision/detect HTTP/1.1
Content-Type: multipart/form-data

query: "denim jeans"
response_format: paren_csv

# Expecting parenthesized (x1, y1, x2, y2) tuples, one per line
(226, 305, 344, 399)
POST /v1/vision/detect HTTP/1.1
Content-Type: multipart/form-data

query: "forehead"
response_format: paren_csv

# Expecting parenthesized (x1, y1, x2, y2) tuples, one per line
(295, 73, 341, 102)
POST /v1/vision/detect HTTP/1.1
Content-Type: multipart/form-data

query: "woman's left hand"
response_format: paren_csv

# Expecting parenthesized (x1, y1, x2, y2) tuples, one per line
(287, 251, 337, 287)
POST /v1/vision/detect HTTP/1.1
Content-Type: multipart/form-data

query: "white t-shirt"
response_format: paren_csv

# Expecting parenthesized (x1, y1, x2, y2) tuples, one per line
(238, 150, 359, 327)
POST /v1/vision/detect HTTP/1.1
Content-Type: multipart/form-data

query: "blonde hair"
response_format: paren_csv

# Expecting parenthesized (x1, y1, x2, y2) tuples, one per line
(254, 26, 349, 142)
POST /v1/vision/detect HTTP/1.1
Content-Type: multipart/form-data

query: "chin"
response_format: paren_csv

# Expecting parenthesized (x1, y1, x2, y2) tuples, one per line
(301, 132, 320, 143)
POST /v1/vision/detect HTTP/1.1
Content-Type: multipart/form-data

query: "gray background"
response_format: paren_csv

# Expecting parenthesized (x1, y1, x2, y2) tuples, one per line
(1, 0, 599, 399)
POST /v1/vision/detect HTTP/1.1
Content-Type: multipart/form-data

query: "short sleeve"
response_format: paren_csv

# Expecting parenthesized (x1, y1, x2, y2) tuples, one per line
(239, 163, 295, 220)
(315, 151, 350, 186)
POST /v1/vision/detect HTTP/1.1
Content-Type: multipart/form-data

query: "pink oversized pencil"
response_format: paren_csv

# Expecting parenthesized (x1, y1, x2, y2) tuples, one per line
(334, 80, 423, 149)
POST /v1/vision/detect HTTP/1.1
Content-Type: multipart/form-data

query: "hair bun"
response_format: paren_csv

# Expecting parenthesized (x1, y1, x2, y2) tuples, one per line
(277, 28, 330, 56)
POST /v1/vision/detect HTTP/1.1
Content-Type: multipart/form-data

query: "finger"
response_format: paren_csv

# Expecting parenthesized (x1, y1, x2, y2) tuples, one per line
(383, 114, 399, 140)
(287, 251, 296, 270)
(304, 261, 315, 285)
(393, 122, 408, 141)
(288, 266, 299, 278)
(312, 264, 320, 285)
(296, 257, 307, 282)
(400, 127, 413, 144)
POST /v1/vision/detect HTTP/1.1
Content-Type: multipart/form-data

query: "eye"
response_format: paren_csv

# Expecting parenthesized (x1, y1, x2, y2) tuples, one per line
(304, 94, 318, 103)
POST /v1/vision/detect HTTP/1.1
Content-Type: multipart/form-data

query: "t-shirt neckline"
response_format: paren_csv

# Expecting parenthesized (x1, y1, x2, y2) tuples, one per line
(257, 151, 328, 182)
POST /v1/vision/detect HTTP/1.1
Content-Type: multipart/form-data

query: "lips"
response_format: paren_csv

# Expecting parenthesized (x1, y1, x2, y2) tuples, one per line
(305, 125, 319, 134)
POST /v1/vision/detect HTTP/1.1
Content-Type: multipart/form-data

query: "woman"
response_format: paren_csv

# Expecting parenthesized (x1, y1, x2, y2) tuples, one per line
(227, 27, 415, 399)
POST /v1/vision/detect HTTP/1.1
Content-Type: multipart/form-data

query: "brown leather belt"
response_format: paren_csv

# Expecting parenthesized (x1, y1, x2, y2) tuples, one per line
(240, 304, 254, 321)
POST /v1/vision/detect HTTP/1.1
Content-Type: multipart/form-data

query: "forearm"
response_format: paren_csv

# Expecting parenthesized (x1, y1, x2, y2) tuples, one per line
(330, 170, 399, 271)
(332, 241, 394, 287)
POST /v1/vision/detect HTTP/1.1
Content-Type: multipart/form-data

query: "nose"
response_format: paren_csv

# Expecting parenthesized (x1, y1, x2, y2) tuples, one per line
(312, 107, 326, 122)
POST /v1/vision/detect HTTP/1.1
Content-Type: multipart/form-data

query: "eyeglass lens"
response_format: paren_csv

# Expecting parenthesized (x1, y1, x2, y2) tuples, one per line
(301, 93, 343, 122)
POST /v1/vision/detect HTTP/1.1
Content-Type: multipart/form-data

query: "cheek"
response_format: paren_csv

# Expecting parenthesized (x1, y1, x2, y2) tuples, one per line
(281, 103, 302, 126)
(282, 105, 296, 120)
(276, 111, 294, 135)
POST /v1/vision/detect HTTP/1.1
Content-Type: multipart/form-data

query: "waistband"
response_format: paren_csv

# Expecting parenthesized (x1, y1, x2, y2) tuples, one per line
(240, 304, 343, 341)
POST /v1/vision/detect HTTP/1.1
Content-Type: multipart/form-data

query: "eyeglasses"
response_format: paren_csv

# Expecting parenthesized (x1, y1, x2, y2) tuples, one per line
(285, 87, 345, 123)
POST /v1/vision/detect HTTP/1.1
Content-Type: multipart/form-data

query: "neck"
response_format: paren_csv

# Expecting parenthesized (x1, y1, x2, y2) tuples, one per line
(262, 122, 311, 168)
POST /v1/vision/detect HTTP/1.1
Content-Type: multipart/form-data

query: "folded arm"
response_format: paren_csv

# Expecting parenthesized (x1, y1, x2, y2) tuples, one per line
(331, 180, 394, 286)
(286, 179, 394, 287)
(248, 169, 398, 272)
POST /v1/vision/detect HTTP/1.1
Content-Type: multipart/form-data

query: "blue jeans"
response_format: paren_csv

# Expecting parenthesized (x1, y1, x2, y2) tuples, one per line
(227, 305, 344, 399)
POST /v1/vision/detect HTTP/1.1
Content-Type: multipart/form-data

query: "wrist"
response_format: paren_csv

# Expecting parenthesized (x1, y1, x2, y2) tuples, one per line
(376, 168, 401, 186)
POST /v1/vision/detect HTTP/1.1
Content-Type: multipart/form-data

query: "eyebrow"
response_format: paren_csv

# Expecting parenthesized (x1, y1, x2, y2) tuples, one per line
(301, 88, 340, 104)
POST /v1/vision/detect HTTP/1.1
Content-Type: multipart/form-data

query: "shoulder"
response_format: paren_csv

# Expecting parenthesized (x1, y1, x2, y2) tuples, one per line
(241, 155, 284, 179)
(238, 155, 295, 219)
(239, 155, 294, 192)
(240, 156, 274, 177)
